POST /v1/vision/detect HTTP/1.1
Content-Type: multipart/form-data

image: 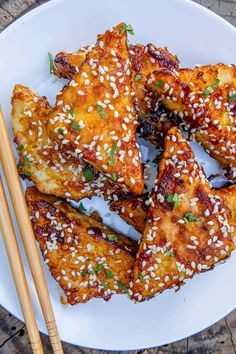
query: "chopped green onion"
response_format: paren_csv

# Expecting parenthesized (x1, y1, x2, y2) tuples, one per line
(18, 144, 24, 151)
(97, 105, 106, 118)
(166, 250, 174, 257)
(48, 52, 55, 74)
(105, 270, 113, 279)
(139, 273, 144, 281)
(109, 144, 116, 166)
(58, 128, 64, 134)
(81, 270, 86, 277)
(135, 74, 142, 81)
(184, 212, 201, 224)
(94, 264, 103, 272)
(107, 234, 118, 242)
(203, 79, 220, 97)
(121, 24, 134, 35)
(84, 169, 95, 180)
(228, 93, 236, 102)
(111, 172, 117, 181)
(78, 202, 87, 212)
(69, 108, 75, 118)
(101, 281, 109, 289)
(167, 193, 180, 209)
(72, 120, 81, 131)
(23, 156, 31, 168)
(156, 80, 164, 88)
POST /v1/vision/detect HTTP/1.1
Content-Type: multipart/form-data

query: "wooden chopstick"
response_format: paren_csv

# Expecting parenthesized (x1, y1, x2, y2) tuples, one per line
(0, 176, 44, 354)
(0, 107, 63, 354)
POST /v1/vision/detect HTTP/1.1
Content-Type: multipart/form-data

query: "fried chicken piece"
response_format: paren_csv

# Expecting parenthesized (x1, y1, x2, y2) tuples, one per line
(146, 64, 236, 176)
(130, 126, 235, 302)
(47, 23, 144, 195)
(26, 186, 137, 304)
(12, 84, 122, 201)
(110, 196, 147, 233)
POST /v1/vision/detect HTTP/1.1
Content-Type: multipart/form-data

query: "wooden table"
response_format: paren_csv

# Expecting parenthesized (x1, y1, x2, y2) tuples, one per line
(0, 0, 236, 353)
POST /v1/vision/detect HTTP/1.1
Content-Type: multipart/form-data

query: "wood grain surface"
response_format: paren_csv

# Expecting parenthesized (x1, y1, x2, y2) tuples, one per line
(0, 0, 236, 353)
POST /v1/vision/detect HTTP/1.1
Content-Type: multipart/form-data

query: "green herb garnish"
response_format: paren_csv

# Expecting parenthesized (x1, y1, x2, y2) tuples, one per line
(167, 193, 180, 209)
(69, 109, 75, 118)
(18, 144, 24, 151)
(156, 80, 164, 88)
(107, 234, 118, 242)
(58, 128, 64, 134)
(139, 273, 144, 281)
(228, 93, 236, 102)
(86, 258, 91, 261)
(72, 120, 81, 131)
(135, 74, 142, 81)
(81, 270, 86, 277)
(111, 172, 117, 181)
(89, 269, 95, 275)
(105, 270, 113, 279)
(101, 281, 109, 289)
(84, 169, 95, 180)
(118, 281, 129, 294)
(166, 250, 174, 257)
(94, 264, 103, 272)
(109, 144, 116, 166)
(121, 24, 134, 35)
(183, 212, 201, 224)
(97, 105, 106, 118)
(203, 79, 220, 97)
(174, 54, 179, 61)
(48, 52, 55, 74)
(78, 202, 87, 212)
(23, 156, 31, 168)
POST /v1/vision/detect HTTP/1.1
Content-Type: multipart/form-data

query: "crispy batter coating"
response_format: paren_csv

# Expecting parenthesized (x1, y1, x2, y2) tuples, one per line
(130, 126, 235, 302)
(53, 43, 178, 117)
(47, 23, 144, 195)
(110, 196, 147, 233)
(110, 184, 236, 237)
(26, 187, 137, 304)
(12, 84, 122, 201)
(146, 64, 236, 175)
(129, 44, 179, 115)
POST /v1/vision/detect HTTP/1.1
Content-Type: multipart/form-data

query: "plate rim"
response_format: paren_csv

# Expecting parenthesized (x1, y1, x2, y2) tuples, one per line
(0, 0, 236, 350)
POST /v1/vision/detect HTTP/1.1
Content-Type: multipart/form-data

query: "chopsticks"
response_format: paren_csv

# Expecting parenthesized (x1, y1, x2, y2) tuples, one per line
(0, 107, 63, 354)
(0, 176, 43, 354)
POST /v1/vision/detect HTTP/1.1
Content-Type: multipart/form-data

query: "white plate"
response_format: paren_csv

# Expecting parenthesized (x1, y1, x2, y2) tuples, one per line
(0, 0, 236, 350)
